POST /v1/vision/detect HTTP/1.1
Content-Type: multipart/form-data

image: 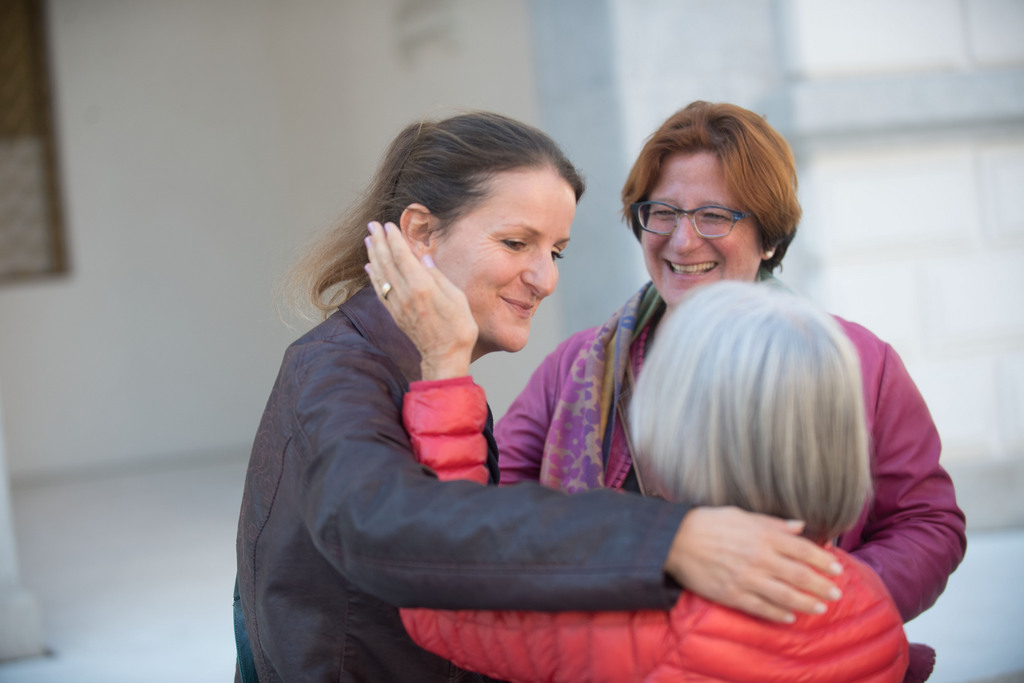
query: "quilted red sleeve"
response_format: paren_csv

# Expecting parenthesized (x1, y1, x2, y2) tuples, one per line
(400, 606, 672, 682)
(403, 376, 489, 485)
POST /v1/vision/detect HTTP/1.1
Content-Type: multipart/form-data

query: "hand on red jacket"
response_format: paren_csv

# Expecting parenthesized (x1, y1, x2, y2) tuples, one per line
(663, 506, 844, 623)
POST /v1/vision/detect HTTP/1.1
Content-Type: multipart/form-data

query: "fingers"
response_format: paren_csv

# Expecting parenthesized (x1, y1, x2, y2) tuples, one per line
(383, 220, 426, 275)
(422, 254, 465, 302)
(363, 220, 477, 380)
(663, 506, 843, 624)
(365, 221, 412, 303)
(735, 565, 835, 623)
(728, 582, 804, 624)
(770, 522, 844, 603)
(366, 221, 451, 306)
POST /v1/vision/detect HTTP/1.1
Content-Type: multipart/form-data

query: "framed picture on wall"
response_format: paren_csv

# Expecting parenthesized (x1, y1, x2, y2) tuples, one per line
(0, 0, 68, 283)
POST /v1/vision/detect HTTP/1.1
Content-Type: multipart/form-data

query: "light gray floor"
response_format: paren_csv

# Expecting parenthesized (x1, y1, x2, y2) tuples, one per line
(1, 455, 1022, 683)
(2, 457, 244, 683)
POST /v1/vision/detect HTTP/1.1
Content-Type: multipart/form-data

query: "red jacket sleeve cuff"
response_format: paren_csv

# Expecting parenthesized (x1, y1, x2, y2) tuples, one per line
(409, 376, 475, 392)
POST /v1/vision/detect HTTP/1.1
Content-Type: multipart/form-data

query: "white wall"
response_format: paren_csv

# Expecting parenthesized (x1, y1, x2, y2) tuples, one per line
(776, 0, 1024, 527)
(0, 0, 543, 479)
(779, 0, 1024, 471)
(794, 142, 1024, 462)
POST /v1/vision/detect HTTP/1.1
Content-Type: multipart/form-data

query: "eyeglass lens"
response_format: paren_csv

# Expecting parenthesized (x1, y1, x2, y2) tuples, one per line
(638, 203, 735, 237)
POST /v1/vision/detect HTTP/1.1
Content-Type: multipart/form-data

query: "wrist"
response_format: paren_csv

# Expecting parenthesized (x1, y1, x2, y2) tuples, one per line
(420, 357, 471, 381)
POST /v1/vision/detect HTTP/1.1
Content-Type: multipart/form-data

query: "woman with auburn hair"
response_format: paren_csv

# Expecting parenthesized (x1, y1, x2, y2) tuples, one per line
(497, 102, 964, 632)
(399, 282, 908, 682)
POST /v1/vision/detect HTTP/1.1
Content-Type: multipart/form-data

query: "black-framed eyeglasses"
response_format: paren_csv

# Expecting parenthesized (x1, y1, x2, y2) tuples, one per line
(630, 201, 750, 239)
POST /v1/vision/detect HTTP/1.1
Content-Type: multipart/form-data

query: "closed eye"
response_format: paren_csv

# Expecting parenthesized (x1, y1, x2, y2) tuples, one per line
(698, 209, 732, 223)
(502, 239, 527, 251)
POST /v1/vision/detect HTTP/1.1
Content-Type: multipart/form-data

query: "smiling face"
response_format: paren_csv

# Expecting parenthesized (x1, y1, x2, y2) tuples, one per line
(642, 152, 767, 310)
(418, 166, 576, 360)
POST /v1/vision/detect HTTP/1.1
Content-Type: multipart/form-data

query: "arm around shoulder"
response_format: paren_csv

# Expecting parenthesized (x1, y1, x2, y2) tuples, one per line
(295, 340, 689, 613)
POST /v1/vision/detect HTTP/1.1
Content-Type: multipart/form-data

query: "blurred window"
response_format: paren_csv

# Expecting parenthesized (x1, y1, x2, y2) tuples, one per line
(0, 0, 67, 282)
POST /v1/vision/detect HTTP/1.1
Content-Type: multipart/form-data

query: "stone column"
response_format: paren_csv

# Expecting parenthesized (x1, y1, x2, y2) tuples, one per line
(529, 0, 646, 334)
(0, 378, 45, 661)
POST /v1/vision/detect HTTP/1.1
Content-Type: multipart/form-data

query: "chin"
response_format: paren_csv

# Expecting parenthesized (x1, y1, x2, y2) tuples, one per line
(482, 323, 531, 355)
(475, 335, 528, 357)
(660, 278, 720, 308)
(496, 335, 530, 354)
(499, 340, 528, 354)
(655, 286, 688, 310)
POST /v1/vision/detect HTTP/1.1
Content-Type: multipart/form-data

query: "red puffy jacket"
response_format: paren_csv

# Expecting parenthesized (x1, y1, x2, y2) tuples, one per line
(402, 377, 490, 485)
(400, 378, 909, 682)
(403, 550, 908, 683)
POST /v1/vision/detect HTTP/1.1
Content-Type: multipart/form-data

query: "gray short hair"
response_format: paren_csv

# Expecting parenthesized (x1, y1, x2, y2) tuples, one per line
(630, 281, 871, 540)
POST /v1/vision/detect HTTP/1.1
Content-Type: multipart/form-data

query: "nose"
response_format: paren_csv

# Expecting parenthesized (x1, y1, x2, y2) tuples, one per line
(524, 253, 559, 299)
(667, 214, 703, 250)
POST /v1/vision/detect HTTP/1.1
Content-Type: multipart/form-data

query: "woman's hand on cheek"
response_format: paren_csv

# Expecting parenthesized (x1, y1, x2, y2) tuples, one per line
(365, 221, 478, 380)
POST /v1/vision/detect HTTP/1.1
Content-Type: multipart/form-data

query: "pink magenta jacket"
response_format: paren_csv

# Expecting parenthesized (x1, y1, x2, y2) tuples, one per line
(495, 314, 966, 624)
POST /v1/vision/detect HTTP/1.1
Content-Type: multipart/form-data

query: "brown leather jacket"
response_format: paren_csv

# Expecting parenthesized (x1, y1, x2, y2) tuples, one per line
(235, 287, 689, 682)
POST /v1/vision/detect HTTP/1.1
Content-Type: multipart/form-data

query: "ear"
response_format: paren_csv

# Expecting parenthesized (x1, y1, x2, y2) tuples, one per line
(400, 204, 436, 258)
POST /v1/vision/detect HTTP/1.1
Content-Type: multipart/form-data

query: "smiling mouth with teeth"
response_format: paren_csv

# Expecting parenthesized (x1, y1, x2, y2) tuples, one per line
(669, 262, 716, 274)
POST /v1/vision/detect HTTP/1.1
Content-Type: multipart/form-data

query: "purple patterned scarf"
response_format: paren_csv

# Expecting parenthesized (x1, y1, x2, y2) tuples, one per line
(539, 282, 662, 492)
